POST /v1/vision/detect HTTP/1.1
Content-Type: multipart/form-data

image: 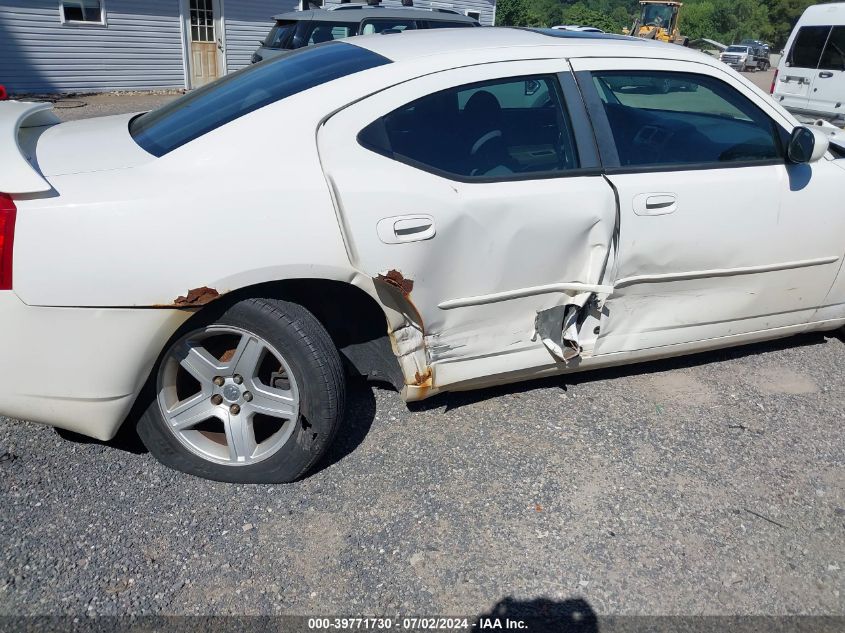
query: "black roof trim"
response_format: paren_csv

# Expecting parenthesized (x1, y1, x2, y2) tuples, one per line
(524, 27, 643, 42)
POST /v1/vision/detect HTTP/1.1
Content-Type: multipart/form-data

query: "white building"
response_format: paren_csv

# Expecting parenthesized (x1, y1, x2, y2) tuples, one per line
(0, 0, 496, 94)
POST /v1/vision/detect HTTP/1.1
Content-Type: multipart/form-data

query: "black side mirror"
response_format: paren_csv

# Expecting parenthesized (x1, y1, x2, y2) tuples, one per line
(788, 127, 815, 163)
(787, 126, 829, 164)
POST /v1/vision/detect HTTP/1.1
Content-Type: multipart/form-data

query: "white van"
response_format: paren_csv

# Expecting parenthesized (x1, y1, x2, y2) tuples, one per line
(773, 2, 845, 124)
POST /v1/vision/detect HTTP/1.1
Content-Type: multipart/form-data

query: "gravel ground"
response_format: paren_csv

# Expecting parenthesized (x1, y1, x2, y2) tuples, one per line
(1, 90, 843, 619)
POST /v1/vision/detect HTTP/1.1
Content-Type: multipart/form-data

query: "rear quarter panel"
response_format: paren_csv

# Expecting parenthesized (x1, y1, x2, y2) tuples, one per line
(12, 91, 356, 308)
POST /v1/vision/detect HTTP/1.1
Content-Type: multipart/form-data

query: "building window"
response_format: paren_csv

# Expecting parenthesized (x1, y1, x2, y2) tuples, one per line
(189, 0, 214, 42)
(465, 10, 481, 21)
(61, 0, 105, 24)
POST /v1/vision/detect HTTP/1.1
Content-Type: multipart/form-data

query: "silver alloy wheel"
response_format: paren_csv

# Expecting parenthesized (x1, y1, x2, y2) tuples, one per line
(156, 325, 300, 466)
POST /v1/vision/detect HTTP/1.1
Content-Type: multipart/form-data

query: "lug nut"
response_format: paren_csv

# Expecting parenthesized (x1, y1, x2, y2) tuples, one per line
(211, 394, 223, 405)
(233, 374, 243, 385)
(230, 404, 241, 415)
(213, 376, 224, 386)
(243, 391, 253, 402)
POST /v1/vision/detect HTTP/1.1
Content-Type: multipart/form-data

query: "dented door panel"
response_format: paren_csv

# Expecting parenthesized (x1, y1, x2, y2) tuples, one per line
(318, 60, 617, 391)
(571, 56, 845, 355)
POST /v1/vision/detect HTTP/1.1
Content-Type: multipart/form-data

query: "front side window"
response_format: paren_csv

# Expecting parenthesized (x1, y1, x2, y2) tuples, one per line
(360, 19, 417, 35)
(789, 25, 831, 68)
(819, 26, 845, 71)
(61, 0, 103, 23)
(426, 20, 474, 29)
(130, 42, 390, 157)
(304, 22, 358, 46)
(592, 71, 782, 168)
(358, 75, 580, 180)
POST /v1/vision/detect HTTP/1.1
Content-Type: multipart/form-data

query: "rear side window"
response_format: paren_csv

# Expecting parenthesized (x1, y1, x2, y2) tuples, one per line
(592, 71, 782, 168)
(788, 25, 831, 68)
(819, 26, 845, 71)
(358, 75, 580, 180)
(130, 43, 390, 157)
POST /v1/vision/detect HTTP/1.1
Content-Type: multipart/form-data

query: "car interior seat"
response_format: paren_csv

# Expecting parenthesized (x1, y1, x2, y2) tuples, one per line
(462, 90, 517, 176)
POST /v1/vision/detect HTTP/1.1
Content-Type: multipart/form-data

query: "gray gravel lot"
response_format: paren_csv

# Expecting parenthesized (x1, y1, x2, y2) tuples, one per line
(0, 90, 843, 619)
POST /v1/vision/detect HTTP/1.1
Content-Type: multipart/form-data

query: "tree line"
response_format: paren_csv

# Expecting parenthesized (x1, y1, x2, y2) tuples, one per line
(494, 0, 837, 48)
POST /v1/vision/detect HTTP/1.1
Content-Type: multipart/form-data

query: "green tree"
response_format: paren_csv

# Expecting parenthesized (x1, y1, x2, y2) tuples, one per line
(495, 0, 535, 26)
(680, 1, 717, 41)
(562, 3, 625, 32)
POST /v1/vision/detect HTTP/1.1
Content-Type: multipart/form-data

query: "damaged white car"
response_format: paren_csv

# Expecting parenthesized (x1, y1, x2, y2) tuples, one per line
(2, 28, 845, 483)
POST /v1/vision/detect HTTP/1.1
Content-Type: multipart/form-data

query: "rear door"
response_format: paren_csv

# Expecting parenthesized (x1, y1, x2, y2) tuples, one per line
(776, 25, 829, 113)
(318, 60, 617, 388)
(807, 25, 845, 117)
(571, 57, 845, 355)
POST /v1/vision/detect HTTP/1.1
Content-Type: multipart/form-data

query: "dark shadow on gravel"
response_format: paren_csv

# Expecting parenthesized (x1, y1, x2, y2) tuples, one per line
(411, 331, 834, 413)
(54, 377, 378, 472)
(473, 596, 598, 633)
(309, 376, 377, 476)
(55, 419, 148, 455)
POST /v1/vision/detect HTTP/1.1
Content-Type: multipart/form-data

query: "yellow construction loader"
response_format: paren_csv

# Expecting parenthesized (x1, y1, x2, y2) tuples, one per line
(624, 1, 689, 46)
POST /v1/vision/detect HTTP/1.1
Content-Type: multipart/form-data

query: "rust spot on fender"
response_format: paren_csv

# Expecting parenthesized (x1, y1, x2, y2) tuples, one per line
(413, 367, 432, 387)
(377, 269, 414, 296)
(173, 286, 220, 307)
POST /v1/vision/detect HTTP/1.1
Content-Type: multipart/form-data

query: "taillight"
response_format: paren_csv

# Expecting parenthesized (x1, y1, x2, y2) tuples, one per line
(0, 194, 17, 290)
(770, 69, 779, 95)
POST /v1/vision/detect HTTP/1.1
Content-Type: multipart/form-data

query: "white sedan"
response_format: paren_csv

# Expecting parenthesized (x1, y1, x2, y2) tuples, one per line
(2, 28, 844, 483)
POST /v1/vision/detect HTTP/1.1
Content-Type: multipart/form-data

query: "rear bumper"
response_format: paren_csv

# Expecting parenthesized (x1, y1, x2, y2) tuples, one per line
(0, 292, 190, 440)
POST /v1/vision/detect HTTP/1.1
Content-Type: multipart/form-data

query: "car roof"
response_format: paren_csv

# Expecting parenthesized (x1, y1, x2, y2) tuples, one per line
(272, 7, 478, 24)
(349, 26, 684, 62)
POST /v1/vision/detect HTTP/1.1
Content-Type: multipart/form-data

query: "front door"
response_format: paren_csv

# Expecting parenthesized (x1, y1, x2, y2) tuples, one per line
(318, 60, 617, 389)
(570, 58, 845, 355)
(189, 0, 222, 88)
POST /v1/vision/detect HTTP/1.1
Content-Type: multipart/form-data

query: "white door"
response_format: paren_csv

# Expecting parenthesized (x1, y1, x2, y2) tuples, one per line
(807, 25, 845, 116)
(188, 0, 224, 88)
(775, 25, 829, 113)
(570, 57, 845, 355)
(318, 60, 617, 387)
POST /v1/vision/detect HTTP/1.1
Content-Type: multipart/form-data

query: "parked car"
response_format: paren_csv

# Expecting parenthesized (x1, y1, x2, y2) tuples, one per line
(772, 2, 845, 124)
(2, 28, 844, 483)
(720, 45, 758, 71)
(739, 39, 772, 70)
(551, 25, 604, 33)
(251, 5, 479, 63)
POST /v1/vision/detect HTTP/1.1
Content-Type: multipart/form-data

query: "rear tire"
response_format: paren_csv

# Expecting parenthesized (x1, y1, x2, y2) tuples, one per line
(137, 298, 346, 483)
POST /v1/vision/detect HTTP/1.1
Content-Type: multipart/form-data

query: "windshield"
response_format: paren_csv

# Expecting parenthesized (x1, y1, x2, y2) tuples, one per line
(642, 5, 674, 27)
(726, 46, 748, 53)
(130, 42, 390, 157)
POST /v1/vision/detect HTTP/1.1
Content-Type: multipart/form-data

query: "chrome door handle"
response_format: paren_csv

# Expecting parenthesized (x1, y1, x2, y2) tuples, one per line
(376, 215, 436, 244)
(633, 193, 677, 216)
(819, 72, 834, 79)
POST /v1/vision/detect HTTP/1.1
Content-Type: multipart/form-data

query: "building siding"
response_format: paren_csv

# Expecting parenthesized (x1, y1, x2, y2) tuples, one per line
(0, 0, 185, 94)
(223, 0, 294, 73)
(0, 0, 496, 95)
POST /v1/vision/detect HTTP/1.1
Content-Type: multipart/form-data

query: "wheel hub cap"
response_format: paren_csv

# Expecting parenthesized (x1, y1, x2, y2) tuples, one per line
(222, 383, 241, 403)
